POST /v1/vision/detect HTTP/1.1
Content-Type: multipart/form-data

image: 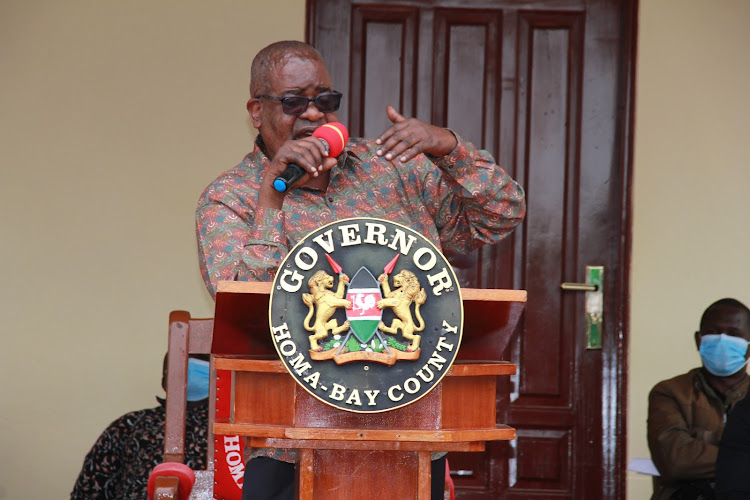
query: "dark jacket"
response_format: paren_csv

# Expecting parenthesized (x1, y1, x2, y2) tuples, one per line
(716, 391, 750, 499)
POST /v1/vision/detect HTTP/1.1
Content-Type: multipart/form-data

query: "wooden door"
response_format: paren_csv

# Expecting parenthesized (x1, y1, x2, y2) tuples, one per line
(307, 1, 635, 498)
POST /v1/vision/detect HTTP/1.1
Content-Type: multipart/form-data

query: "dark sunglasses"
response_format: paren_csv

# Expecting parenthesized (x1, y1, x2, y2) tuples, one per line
(257, 92, 343, 116)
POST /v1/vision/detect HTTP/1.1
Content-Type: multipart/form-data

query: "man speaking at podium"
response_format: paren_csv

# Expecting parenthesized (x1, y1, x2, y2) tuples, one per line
(195, 40, 526, 500)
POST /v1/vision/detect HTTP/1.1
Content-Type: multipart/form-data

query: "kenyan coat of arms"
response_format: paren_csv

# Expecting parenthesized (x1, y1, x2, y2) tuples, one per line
(269, 218, 463, 413)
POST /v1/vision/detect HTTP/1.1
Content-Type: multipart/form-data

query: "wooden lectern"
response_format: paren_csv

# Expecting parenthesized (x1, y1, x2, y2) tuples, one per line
(211, 281, 525, 500)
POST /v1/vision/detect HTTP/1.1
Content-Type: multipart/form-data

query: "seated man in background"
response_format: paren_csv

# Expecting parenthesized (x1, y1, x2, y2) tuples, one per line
(648, 298, 750, 500)
(70, 354, 209, 499)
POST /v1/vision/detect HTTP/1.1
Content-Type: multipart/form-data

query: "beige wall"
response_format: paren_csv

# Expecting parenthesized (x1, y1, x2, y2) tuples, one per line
(0, 1, 305, 498)
(629, 1, 750, 498)
(1, 1, 749, 499)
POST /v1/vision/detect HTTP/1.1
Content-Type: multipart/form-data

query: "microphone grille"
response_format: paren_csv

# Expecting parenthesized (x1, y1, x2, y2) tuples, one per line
(313, 122, 349, 157)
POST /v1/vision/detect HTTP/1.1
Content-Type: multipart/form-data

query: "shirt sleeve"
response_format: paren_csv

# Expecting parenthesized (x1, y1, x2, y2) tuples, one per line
(196, 189, 288, 298)
(419, 133, 526, 256)
(647, 384, 719, 481)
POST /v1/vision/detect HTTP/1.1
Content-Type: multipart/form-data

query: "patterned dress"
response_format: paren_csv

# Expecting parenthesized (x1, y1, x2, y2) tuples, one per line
(70, 400, 208, 499)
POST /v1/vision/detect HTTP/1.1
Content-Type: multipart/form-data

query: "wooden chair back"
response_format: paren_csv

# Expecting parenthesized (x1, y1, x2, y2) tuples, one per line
(164, 310, 215, 464)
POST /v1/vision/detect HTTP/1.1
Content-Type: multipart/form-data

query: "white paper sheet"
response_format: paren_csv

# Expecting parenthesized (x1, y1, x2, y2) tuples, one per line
(627, 457, 660, 476)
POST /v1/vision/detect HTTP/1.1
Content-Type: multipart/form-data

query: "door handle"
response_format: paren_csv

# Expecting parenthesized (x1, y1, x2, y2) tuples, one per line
(560, 265, 603, 349)
(560, 282, 598, 292)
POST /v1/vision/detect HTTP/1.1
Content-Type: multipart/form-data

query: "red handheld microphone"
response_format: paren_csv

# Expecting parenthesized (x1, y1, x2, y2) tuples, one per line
(273, 122, 350, 192)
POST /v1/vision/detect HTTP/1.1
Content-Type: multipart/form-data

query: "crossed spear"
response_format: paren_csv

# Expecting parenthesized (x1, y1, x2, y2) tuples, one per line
(324, 253, 400, 355)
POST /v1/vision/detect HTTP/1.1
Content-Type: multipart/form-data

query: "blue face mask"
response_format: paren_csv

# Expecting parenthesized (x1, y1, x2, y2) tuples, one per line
(699, 333, 750, 377)
(186, 358, 210, 401)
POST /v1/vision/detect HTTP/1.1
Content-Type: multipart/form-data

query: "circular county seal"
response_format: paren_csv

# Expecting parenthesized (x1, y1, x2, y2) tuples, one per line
(269, 217, 463, 413)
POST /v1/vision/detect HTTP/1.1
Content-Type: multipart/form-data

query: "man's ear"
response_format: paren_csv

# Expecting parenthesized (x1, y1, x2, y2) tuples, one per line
(694, 331, 702, 350)
(247, 98, 262, 128)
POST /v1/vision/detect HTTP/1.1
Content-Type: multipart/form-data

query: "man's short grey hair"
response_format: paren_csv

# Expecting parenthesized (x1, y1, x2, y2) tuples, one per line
(250, 40, 325, 97)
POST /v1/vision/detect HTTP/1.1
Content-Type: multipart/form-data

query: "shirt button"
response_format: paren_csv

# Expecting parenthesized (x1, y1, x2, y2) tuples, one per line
(328, 197, 334, 203)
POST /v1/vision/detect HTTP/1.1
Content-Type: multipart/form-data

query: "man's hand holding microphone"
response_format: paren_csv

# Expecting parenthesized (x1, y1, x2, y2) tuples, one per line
(258, 122, 348, 209)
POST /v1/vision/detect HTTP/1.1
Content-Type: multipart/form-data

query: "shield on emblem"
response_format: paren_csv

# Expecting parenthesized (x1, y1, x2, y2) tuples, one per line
(345, 266, 383, 344)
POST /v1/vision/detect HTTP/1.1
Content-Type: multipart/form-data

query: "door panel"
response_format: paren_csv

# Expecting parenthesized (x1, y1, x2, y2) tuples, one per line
(308, 1, 634, 497)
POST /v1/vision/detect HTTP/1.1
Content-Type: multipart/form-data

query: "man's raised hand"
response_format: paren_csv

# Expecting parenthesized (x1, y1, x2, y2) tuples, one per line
(375, 105, 457, 163)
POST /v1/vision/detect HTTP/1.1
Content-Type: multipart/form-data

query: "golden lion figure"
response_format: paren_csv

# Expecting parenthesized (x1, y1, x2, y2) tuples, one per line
(377, 270, 427, 351)
(302, 270, 351, 351)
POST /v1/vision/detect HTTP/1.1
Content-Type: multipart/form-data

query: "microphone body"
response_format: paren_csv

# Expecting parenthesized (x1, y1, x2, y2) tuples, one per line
(272, 146, 327, 193)
(273, 122, 349, 193)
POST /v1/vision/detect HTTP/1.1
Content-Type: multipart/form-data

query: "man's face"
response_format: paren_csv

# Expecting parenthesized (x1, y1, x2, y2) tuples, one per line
(695, 305, 750, 357)
(248, 56, 338, 160)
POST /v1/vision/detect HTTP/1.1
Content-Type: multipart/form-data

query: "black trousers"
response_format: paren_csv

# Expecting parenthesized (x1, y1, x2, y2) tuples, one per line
(241, 455, 446, 500)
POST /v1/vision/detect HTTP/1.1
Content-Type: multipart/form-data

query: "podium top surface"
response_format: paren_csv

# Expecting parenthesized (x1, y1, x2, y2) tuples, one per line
(213, 281, 526, 361)
(217, 280, 526, 303)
